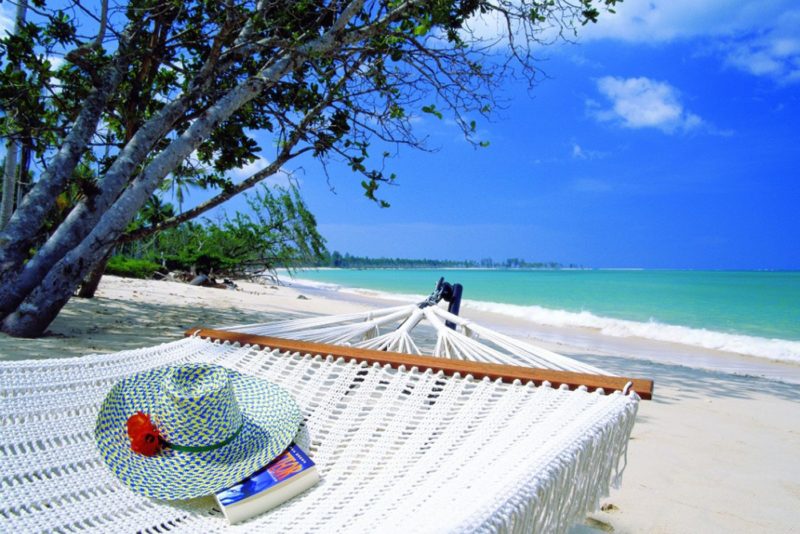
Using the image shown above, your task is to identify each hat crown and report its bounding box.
[156,364,243,448]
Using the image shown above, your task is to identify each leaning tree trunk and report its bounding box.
[15,145,30,209]
[0,0,27,229]
[0,54,300,336]
[0,40,128,286]
[0,0,393,337]
[77,250,112,298]
[0,88,195,318]
[1,141,18,228]
[0,19,237,319]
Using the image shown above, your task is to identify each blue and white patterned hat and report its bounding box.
[95,363,301,500]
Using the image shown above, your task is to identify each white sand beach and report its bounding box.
[1,275,798,533]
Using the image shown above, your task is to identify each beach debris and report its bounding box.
[186,273,238,290]
[584,517,614,532]
[222,278,238,290]
[601,503,619,512]
[297,294,309,300]
[171,271,196,283]
[154,271,181,281]
[189,274,209,286]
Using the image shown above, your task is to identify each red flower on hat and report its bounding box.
[127,411,161,456]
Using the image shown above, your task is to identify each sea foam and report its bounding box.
[288,276,800,364]
[465,300,800,363]
[289,277,427,303]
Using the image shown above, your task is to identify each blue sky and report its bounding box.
[286,0,800,269]
[3,1,799,269]
[285,1,800,269]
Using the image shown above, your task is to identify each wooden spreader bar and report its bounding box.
[186,328,654,400]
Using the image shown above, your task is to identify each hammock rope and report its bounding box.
[227,302,608,375]
[0,335,639,533]
[0,292,649,532]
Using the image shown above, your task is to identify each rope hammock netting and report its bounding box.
[0,279,650,533]
[228,278,607,375]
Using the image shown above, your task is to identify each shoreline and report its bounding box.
[1,276,799,533]
[286,274,800,385]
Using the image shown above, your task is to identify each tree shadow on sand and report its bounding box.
[5,294,796,405]
[1,291,445,362]
[1,295,305,360]
[572,353,800,403]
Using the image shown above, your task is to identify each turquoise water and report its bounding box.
[291,269,800,360]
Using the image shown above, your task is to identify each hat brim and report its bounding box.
[95,366,301,500]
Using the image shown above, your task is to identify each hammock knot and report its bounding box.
[418,277,456,309]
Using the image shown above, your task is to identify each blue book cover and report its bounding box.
[216,443,316,507]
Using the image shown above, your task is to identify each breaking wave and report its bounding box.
[465,300,800,364]
[288,276,427,303]
[287,276,800,364]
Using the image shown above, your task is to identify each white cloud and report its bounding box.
[460,1,795,48]
[0,5,15,36]
[47,55,65,70]
[457,1,800,85]
[230,157,295,188]
[591,76,703,134]
[580,0,796,43]
[581,1,800,84]
[231,157,269,179]
[720,10,800,84]
[571,142,608,160]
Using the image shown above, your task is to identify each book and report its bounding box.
[215,443,320,524]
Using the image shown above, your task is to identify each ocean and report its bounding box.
[290,269,800,363]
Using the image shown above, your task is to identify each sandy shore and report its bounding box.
[1,275,798,533]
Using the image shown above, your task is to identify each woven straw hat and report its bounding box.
[95,363,301,500]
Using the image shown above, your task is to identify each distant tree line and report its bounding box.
[304,252,580,269]
[108,185,326,280]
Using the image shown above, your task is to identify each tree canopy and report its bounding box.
[0,0,620,336]
[125,185,327,277]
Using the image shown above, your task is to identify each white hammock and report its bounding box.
[226,302,608,375]
[0,303,646,533]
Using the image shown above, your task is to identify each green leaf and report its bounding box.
[421,104,443,120]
